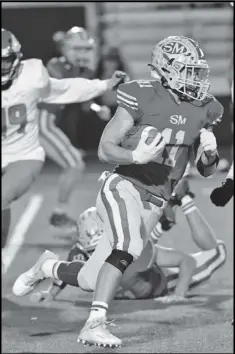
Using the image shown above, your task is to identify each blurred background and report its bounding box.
[2,1,233,162]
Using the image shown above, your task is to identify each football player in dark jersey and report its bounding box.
[38,27,122,231]
[13,36,223,347]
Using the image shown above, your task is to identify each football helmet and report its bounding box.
[149,36,210,101]
[77,207,104,252]
[53,26,95,68]
[2,28,22,86]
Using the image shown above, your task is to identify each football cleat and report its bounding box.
[12,250,58,296]
[77,317,122,348]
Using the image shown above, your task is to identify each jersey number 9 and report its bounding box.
[2,104,27,137]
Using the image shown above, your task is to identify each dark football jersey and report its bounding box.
[115,80,224,200]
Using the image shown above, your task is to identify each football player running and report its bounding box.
[1,28,127,254]
[27,176,226,304]
[12,36,223,347]
[39,27,113,231]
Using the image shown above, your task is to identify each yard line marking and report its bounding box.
[2,194,44,273]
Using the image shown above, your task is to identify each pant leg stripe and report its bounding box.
[166,244,226,290]
[39,109,76,167]
[109,177,131,251]
[100,176,120,248]
[47,118,82,165]
[47,117,78,167]
[101,175,131,250]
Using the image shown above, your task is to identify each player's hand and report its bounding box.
[107,71,130,91]
[210,178,234,206]
[154,294,188,303]
[132,130,166,164]
[29,284,61,303]
[30,290,54,303]
[200,128,217,159]
[98,105,111,121]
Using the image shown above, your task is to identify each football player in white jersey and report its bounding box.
[1,28,127,253]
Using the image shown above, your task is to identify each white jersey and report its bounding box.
[2,59,108,168]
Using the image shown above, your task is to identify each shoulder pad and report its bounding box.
[206,96,224,125]
[201,94,214,106]
[117,81,139,108]
[22,58,43,70]
[22,59,49,89]
[118,79,153,98]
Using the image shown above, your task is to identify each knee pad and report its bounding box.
[56,260,85,287]
[105,249,133,273]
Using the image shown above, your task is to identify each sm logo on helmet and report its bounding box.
[162,42,188,55]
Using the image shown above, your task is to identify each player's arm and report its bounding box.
[41,71,127,105]
[98,106,136,164]
[46,58,64,79]
[195,98,224,177]
[195,127,219,177]
[98,82,165,165]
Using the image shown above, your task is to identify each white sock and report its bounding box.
[151,222,163,243]
[87,301,108,321]
[41,260,61,279]
[181,195,196,215]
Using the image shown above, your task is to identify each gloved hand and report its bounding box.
[132,129,166,164]
[210,178,234,206]
[200,128,217,163]
[107,70,130,91]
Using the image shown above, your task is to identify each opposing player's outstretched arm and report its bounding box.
[40,63,127,104]
[42,77,109,104]
[98,106,135,164]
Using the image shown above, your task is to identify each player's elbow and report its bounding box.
[98,142,109,162]
[196,155,219,177]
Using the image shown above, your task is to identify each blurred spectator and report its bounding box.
[95,46,131,115]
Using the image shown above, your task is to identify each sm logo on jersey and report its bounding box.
[170,115,187,125]
[162,42,188,55]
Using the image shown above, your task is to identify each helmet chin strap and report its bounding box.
[150,69,193,102]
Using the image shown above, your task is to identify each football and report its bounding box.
[121,124,162,150]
